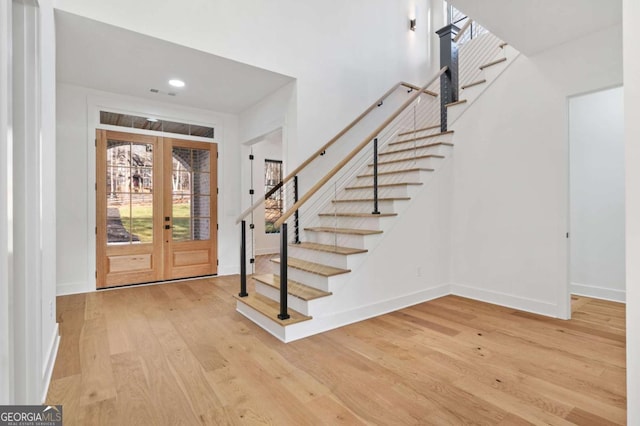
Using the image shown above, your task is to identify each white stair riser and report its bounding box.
[288,246,352,269]
[460,81,485,104]
[343,185,414,198]
[446,101,468,124]
[378,144,451,161]
[396,127,441,139]
[303,230,382,250]
[317,215,391,230]
[355,170,432,185]
[329,199,404,214]
[370,157,443,173]
[391,133,454,147]
[254,281,311,316]
[268,261,330,291]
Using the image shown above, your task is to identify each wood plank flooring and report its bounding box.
[47,279,626,425]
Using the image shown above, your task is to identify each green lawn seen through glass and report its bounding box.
[119,203,191,242]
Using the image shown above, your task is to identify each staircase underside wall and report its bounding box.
[285,162,454,342]
[449,25,622,319]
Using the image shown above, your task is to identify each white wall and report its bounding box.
[623,0,639,423]
[569,87,625,302]
[449,25,622,318]
[56,83,241,295]
[53,0,435,167]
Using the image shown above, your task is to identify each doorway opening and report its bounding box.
[96,130,218,288]
[568,86,625,306]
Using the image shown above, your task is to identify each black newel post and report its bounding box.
[278,223,290,320]
[436,24,460,133]
[239,220,248,297]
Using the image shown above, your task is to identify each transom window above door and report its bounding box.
[100,111,214,139]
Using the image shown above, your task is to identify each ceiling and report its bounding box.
[449,0,622,56]
[55,10,294,114]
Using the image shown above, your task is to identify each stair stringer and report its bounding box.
[276,157,455,342]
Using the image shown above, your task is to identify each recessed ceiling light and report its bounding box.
[169,79,185,88]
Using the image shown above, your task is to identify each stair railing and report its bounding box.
[236,78,439,299]
[266,67,446,319]
[236,12,510,321]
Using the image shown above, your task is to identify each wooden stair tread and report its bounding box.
[304,227,383,236]
[253,273,332,301]
[379,142,454,157]
[479,57,507,70]
[346,182,423,190]
[398,124,440,136]
[368,154,444,167]
[318,212,397,218]
[461,79,486,90]
[234,293,311,326]
[332,197,410,203]
[389,130,454,146]
[293,242,368,255]
[271,257,350,277]
[445,99,467,108]
[358,168,433,178]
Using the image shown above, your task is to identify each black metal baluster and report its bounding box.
[372,138,380,215]
[239,220,248,297]
[278,223,290,320]
[293,176,300,244]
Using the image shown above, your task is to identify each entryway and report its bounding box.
[96,130,218,288]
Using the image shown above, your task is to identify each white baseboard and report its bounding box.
[451,283,559,317]
[571,282,626,303]
[41,324,60,403]
[56,281,91,296]
[283,284,451,342]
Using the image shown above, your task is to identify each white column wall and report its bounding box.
[2,0,59,404]
[623,0,640,423]
[569,87,625,302]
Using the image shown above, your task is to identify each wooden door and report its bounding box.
[164,138,218,279]
[96,130,163,288]
[96,131,218,288]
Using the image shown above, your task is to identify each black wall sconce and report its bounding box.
[410,18,417,31]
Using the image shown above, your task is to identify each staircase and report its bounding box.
[235,27,520,342]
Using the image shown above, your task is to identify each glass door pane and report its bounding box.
[171,147,211,241]
[106,139,154,245]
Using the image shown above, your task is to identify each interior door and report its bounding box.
[164,138,218,279]
[96,130,163,288]
[96,131,218,288]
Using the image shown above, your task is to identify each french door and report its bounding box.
[96,130,217,288]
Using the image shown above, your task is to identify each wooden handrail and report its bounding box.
[452,18,473,43]
[274,66,447,229]
[235,79,436,224]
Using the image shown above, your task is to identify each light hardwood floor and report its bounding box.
[47,277,626,425]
